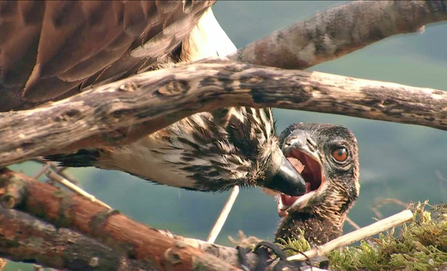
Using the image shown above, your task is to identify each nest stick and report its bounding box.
[207,185,240,243]
[345,216,361,230]
[32,163,52,179]
[45,169,112,210]
[288,209,414,261]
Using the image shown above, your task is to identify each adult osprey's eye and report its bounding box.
[332,147,348,162]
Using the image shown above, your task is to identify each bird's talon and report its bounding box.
[236,246,252,271]
[237,241,308,271]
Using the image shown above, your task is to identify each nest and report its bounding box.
[280,202,447,271]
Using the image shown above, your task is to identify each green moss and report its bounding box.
[277,229,312,254]
[281,202,447,271]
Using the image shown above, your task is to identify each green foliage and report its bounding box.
[277,229,312,256]
[282,202,447,271]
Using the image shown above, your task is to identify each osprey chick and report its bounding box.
[273,123,360,246]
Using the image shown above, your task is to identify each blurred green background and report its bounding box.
[6,1,447,270]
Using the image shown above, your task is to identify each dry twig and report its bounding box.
[207,186,240,243]
[45,169,111,209]
[287,210,414,262]
[371,198,409,219]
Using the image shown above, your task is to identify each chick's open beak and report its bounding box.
[263,154,307,196]
[278,129,325,216]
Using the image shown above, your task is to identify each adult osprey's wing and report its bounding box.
[0,1,214,111]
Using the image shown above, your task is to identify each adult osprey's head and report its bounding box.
[272,123,360,246]
[157,107,308,195]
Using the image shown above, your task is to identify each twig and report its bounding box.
[32,163,52,179]
[371,198,409,219]
[32,159,80,185]
[207,186,240,243]
[288,209,414,261]
[55,167,80,185]
[344,216,377,247]
[0,258,6,271]
[345,216,361,230]
[45,169,112,210]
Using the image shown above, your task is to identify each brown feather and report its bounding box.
[0,0,215,109]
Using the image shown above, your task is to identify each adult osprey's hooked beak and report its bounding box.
[263,150,307,196]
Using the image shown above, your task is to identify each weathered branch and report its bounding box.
[0,1,445,166]
[0,168,241,271]
[1,61,447,166]
[157,230,260,270]
[234,0,447,69]
[0,168,312,271]
[0,167,418,271]
[0,207,157,271]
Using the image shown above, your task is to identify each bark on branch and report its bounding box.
[1,1,446,166]
[234,0,447,69]
[0,207,157,271]
[1,61,447,166]
[0,168,242,271]
[0,168,418,271]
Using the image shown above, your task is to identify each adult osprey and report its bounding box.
[1,1,307,196]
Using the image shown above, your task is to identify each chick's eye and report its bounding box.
[332,147,348,162]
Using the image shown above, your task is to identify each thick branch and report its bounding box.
[160,231,259,269]
[0,169,426,271]
[1,0,446,165]
[0,169,241,271]
[0,207,157,271]
[234,0,447,69]
[1,61,447,166]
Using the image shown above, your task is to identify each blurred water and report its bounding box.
[6,2,447,270]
